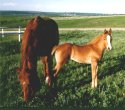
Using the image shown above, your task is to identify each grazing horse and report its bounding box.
[17,16,59,102]
[52,29,112,88]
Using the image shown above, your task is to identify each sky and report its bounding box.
[0,0,125,14]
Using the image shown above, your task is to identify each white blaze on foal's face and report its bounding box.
[106,35,112,50]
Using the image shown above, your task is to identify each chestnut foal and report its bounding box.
[52,29,112,88]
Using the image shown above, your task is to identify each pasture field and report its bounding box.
[1,15,125,28]
[0,30,125,109]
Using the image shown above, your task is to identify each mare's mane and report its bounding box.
[21,17,37,70]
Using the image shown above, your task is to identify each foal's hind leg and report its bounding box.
[54,52,69,77]
[54,62,63,77]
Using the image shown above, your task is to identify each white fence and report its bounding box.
[0,27,25,42]
[1,27,125,42]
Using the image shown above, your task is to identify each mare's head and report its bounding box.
[17,68,40,102]
[102,28,112,50]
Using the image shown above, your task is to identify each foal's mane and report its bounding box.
[88,34,103,45]
[88,30,109,45]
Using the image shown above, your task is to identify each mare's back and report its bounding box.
[22,16,59,56]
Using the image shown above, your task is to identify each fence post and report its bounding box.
[2,28,4,37]
[18,26,21,42]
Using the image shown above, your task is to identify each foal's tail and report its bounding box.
[51,45,58,55]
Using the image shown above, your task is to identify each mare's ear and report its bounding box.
[104,29,108,34]
[109,28,112,34]
[16,68,21,74]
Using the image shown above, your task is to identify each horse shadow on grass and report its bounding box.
[33,75,58,106]
[98,54,125,79]
[59,54,125,90]
[36,54,125,106]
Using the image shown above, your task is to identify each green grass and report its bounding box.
[1,16,125,28]
[0,31,125,109]
[56,16,125,28]
[0,16,32,28]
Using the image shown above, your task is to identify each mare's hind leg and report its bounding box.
[41,56,52,86]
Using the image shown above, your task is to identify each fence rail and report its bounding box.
[1,27,125,42]
[0,27,25,42]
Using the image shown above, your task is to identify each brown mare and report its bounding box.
[17,16,59,102]
[52,29,112,88]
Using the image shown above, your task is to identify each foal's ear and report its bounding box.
[104,29,108,34]
[16,68,21,74]
[109,28,112,34]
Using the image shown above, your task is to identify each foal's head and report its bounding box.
[17,68,40,102]
[102,28,112,50]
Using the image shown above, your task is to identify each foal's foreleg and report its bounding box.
[91,62,98,88]
[95,66,98,87]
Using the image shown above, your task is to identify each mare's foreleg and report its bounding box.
[91,61,98,88]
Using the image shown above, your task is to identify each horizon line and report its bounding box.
[0,10,125,15]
